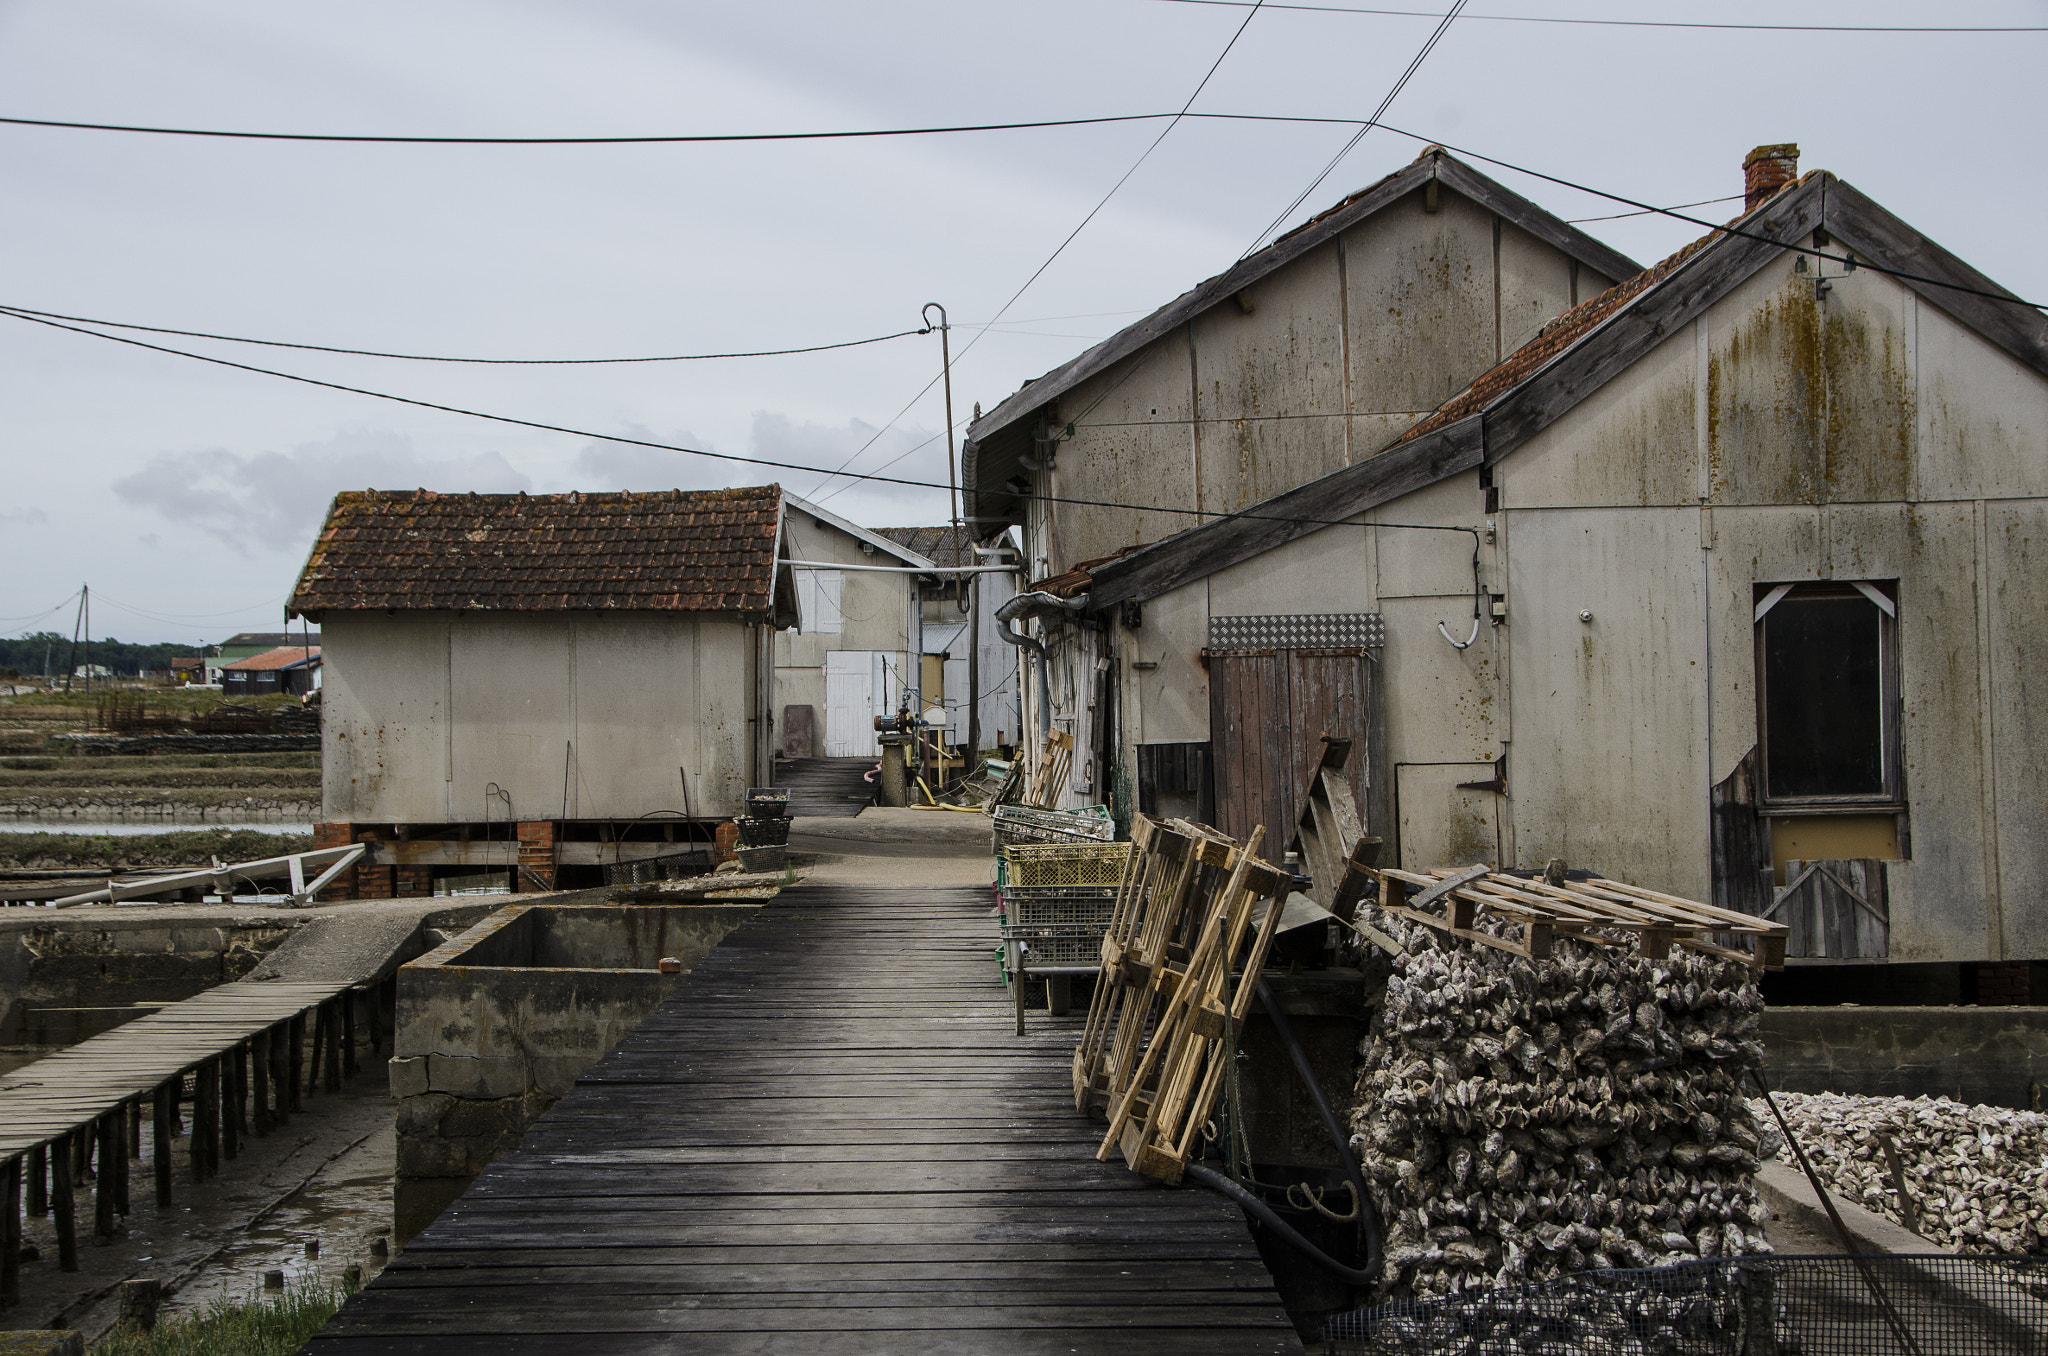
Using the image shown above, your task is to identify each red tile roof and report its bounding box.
[289,486,784,616]
[222,645,320,672]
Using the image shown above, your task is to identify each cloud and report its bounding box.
[0,507,49,527]
[112,429,531,550]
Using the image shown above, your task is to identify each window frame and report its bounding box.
[795,568,844,635]
[1753,579,1902,812]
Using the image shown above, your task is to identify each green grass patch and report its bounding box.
[0,828,316,869]
[94,1277,356,1356]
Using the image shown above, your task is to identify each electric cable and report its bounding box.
[1240,0,1465,258]
[1570,193,1742,224]
[0,305,924,364]
[0,302,1479,541]
[0,111,1180,145]
[1365,125,2048,312]
[0,593,82,625]
[1152,0,2048,32]
[802,1,1267,499]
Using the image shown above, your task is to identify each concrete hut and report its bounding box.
[974,145,2048,990]
[288,484,798,896]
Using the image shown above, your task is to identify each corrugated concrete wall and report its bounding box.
[321,610,757,824]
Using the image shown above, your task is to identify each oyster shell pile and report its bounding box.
[1752,1091,2048,1254]
[1351,915,1775,1300]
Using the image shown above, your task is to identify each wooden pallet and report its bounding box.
[1070,816,1292,1184]
[1374,865,1790,969]
[1017,729,1074,809]
[1286,735,1381,924]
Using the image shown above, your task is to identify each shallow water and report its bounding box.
[0,820,314,836]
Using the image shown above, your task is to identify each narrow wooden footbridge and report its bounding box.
[0,973,375,1303]
[311,884,1299,1354]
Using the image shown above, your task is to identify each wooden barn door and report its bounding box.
[1206,614,1385,848]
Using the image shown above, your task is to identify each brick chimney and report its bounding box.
[1743,144,1799,213]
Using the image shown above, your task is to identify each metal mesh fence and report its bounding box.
[1323,1254,2048,1356]
[602,847,715,885]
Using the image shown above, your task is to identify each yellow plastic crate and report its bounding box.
[1003,841,1134,889]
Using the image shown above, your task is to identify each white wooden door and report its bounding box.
[824,651,877,758]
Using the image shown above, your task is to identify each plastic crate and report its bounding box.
[735,815,790,847]
[992,803,1116,848]
[1000,923,1108,969]
[744,787,789,818]
[1001,884,1118,930]
[1004,841,1133,889]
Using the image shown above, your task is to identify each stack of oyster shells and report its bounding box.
[1350,913,1776,1300]
[1752,1090,2048,1254]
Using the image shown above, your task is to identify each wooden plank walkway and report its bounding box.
[311,884,1300,1354]
[0,973,374,1301]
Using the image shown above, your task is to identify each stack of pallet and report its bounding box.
[1071,815,1293,1183]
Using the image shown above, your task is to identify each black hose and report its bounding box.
[1256,978,1384,1279]
[1183,1162,1379,1287]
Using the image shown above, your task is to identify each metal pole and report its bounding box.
[923,303,960,576]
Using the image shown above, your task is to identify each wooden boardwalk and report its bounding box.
[311,884,1299,1354]
[0,973,374,1301]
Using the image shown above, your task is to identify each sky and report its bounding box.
[1,0,2042,644]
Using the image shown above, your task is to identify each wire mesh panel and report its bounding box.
[602,848,715,885]
[1000,923,1106,969]
[1323,1255,2048,1356]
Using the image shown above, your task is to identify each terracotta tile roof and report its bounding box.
[872,526,974,568]
[289,485,783,616]
[222,645,320,672]
[1392,177,1817,450]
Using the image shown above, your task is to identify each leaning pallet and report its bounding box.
[1373,865,1789,968]
[1070,814,1293,1184]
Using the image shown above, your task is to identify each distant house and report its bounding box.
[168,657,208,685]
[210,631,318,684]
[871,526,1022,755]
[220,645,322,697]
[772,494,934,759]
[288,485,797,897]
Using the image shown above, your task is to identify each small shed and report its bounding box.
[287,485,797,896]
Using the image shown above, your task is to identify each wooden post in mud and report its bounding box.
[52,1133,77,1272]
[152,1082,174,1207]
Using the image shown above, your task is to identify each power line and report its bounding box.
[1570,193,1742,224]
[803,2,1268,501]
[0,110,1181,145]
[1240,0,1466,258]
[0,303,1478,544]
[1152,0,2048,33]
[1366,124,2048,313]
[0,304,924,364]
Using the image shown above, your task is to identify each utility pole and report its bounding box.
[923,302,965,780]
[82,585,90,695]
[64,586,84,693]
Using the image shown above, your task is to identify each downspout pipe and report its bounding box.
[995,590,1086,738]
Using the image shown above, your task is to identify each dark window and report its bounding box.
[1757,584,1896,802]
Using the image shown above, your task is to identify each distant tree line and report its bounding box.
[0,630,206,678]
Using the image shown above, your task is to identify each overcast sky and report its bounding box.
[2,1,2042,644]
